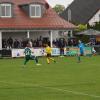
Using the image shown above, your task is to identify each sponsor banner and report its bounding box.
[51,48,60,56]
[65,47,80,56]
[32,48,45,56]
[12,48,60,57]
[12,48,45,57]
[11,47,92,57]
[84,47,92,55]
[12,49,24,57]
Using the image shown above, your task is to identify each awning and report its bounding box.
[76,29,100,36]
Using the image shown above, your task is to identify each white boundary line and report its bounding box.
[0,81,100,98]
[44,86,100,98]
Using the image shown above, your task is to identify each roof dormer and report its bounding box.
[19,1,49,18]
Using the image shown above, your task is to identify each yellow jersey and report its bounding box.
[45,46,52,54]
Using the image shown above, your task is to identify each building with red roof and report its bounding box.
[0,0,76,49]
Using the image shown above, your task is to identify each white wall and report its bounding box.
[30,30,63,40]
[89,10,100,26]
[2,32,27,40]
[30,31,49,40]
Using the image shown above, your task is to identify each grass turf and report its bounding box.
[0,56,100,100]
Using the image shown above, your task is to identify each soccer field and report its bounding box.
[0,56,100,100]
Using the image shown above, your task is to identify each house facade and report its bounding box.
[89,10,100,26]
[60,0,100,25]
[0,0,76,50]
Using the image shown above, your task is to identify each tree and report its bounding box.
[53,4,65,14]
[87,22,100,31]
[76,24,87,32]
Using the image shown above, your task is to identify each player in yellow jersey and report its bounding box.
[45,44,56,64]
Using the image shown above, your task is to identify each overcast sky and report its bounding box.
[47,0,74,8]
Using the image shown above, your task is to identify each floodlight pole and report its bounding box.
[70,30,73,37]
[27,31,30,38]
[0,31,2,50]
[50,30,53,47]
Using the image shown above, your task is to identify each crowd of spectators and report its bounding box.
[2,37,50,49]
[2,37,79,49]
[2,37,77,49]
[85,38,100,46]
[89,38,100,46]
[53,38,78,47]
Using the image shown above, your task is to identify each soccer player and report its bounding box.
[24,44,41,66]
[77,53,81,63]
[78,40,85,56]
[77,40,85,63]
[45,44,56,64]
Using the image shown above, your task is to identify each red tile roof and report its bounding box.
[0,0,76,30]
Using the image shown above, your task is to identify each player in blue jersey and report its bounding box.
[78,40,85,56]
[77,40,85,63]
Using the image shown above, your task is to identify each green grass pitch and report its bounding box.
[0,56,100,100]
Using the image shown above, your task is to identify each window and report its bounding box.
[0,4,12,17]
[30,4,41,18]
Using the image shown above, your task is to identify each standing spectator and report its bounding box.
[2,39,7,48]
[28,40,33,48]
[36,38,39,47]
[14,39,20,48]
[7,37,13,48]
[56,39,59,47]
[38,36,43,47]
[33,40,37,47]
[59,38,65,57]
[70,39,74,46]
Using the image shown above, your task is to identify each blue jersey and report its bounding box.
[78,43,85,55]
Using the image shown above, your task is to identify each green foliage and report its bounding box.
[76,35,89,43]
[87,22,100,31]
[76,24,87,31]
[53,4,65,14]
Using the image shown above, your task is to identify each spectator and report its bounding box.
[59,38,66,57]
[7,37,13,48]
[2,39,7,48]
[14,39,20,48]
[28,40,33,48]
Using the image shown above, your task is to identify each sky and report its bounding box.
[47,0,74,8]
